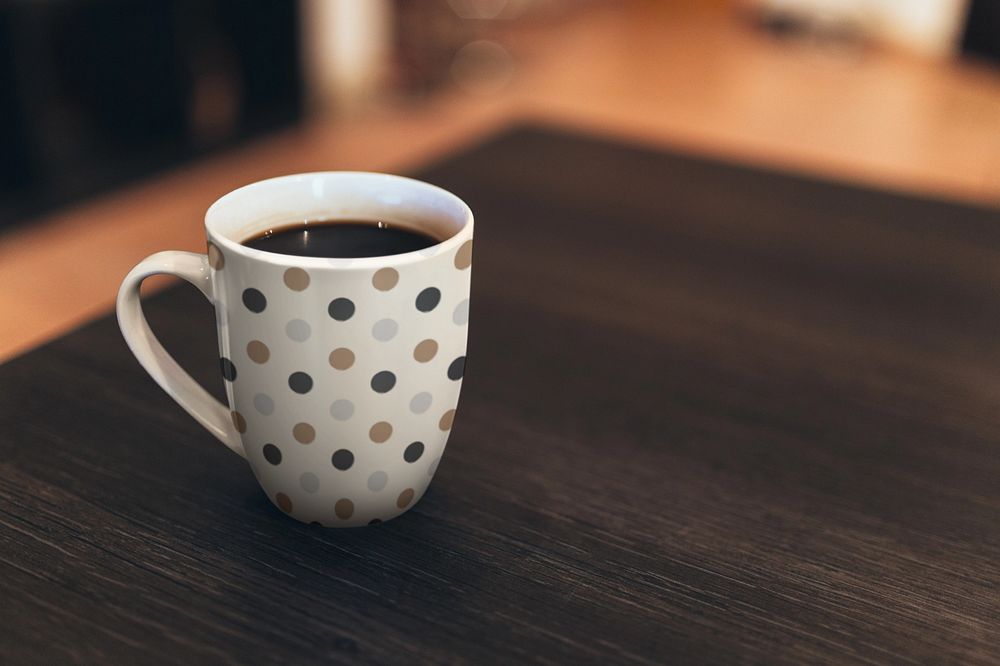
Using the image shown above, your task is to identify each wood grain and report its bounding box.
[1,125,999,664]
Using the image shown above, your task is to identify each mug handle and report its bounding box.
[116,250,246,458]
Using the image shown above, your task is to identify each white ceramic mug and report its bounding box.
[117,173,473,526]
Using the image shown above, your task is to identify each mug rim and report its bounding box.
[205,171,474,270]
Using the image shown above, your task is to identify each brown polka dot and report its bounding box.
[231,411,247,433]
[438,409,456,431]
[396,488,415,509]
[207,242,225,270]
[335,498,354,520]
[454,239,473,269]
[246,340,270,364]
[413,339,439,363]
[372,267,399,291]
[293,422,316,444]
[275,492,293,513]
[369,421,393,443]
[329,347,355,370]
[283,267,310,291]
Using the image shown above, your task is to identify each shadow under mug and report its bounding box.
[117,172,474,526]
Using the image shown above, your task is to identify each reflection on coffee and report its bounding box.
[243,220,439,258]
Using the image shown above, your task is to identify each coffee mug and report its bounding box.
[117,172,473,526]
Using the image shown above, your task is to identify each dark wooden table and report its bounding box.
[2,125,999,664]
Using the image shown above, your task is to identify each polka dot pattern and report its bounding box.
[328,298,355,321]
[413,339,438,362]
[283,267,310,291]
[213,224,471,526]
[415,287,441,312]
[369,421,393,443]
[300,473,319,493]
[220,357,237,381]
[447,356,466,381]
[453,299,469,326]
[288,372,313,394]
[293,422,315,444]
[372,267,399,291]
[329,399,354,421]
[371,371,396,393]
[247,340,270,364]
[263,443,282,465]
[285,319,311,342]
[454,240,473,269]
[329,348,355,370]
[335,499,354,520]
[253,393,274,415]
[367,471,388,492]
[207,242,225,270]
[410,392,433,414]
[242,288,267,313]
[396,488,415,509]
[331,449,354,470]
[372,318,398,341]
[404,441,424,463]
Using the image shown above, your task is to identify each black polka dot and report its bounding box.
[219,357,237,381]
[242,288,267,313]
[371,371,396,393]
[404,441,425,463]
[289,372,313,394]
[447,356,466,380]
[263,444,282,465]
[415,287,441,312]
[328,298,355,321]
[331,449,354,470]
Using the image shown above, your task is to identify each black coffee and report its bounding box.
[243,220,439,258]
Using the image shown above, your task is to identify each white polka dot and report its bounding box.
[372,318,399,342]
[329,399,355,421]
[285,318,311,342]
[300,472,319,493]
[367,471,388,492]
[409,392,433,414]
[452,299,469,325]
[253,393,274,415]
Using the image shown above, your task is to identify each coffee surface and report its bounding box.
[242,220,439,258]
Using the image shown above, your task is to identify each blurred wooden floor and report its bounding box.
[3,0,1000,361]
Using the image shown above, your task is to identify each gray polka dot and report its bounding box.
[300,472,319,493]
[289,372,313,394]
[219,357,237,382]
[428,457,441,477]
[242,288,266,313]
[285,318,311,342]
[329,399,354,421]
[447,356,466,381]
[263,443,282,465]
[328,297,355,321]
[410,392,432,414]
[372,318,398,341]
[416,287,441,312]
[253,393,274,415]
[404,441,425,463]
[331,449,354,470]
[371,371,396,393]
[367,471,388,492]
[453,299,470,325]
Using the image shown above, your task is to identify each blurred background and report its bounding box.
[2,0,1000,359]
